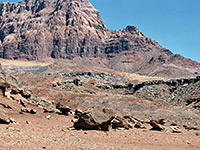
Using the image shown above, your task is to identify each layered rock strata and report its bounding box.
[0,0,199,76]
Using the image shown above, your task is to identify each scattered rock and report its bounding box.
[186,140,193,147]
[0,111,10,124]
[140,119,150,124]
[183,125,200,131]
[195,132,200,136]
[20,90,31,99]
[73,79,80,86]
[43,107,60,113]
[21,108,36,114]
[66,127,74,130]
[117,127,125,130]
[72,118,79,123]
[126,122,133,128]
[4,90,12,99]
[75,109,83,117]
[9,118,16,124]
[170,126,182,133]
[150,120,164,131]
[134,122,145,129]
[123,116,137,123]
[56,103,71,115]
[170,123,178,126]
[0,82,10,90]
[30,109,37,114]
[0,118,10,124]
[73,107,116,131]
[10,88,21,94]
[19,100,26,107]
[157,119,166,125]
[71,132,75,136]
[111,116,131,130]
[0,103,12,109]
[46,115,51,120]
[26,121,31,124]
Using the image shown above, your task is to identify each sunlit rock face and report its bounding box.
[0,0,200,76]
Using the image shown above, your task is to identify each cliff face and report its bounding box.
[0,0,200,76]
[0,0,108,60]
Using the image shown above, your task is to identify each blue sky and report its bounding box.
[2,0,200,62]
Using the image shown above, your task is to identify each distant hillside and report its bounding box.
[0,0,200,76]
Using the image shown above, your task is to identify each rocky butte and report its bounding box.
[0,0,200,76]
[0,1,200,149]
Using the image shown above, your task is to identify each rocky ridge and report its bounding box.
[131,77,200,110]
[0,0,200,76]
[23,61,200,112]
[3,61,197,128]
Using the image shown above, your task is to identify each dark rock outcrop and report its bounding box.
[131,76,200,110]
[0,0,199,76]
